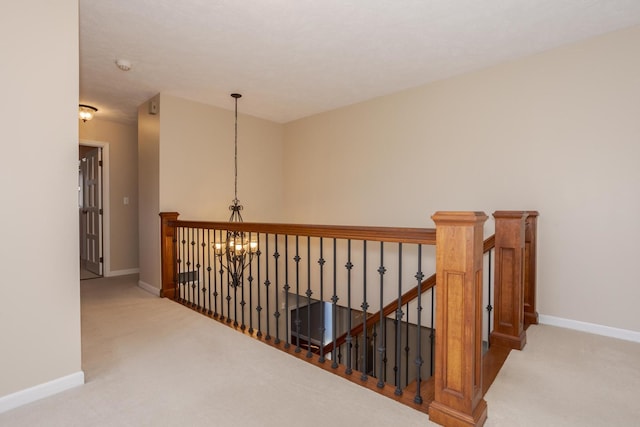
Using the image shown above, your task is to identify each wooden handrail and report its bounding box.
[169,219,437,245]
[323,234,496,354]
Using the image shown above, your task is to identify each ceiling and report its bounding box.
[79,0,640,124]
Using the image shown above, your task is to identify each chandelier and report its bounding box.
[213,93,257,287]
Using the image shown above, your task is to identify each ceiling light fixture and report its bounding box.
[214,93,257,289]
[115,59,131,71]
[78,104,98,122]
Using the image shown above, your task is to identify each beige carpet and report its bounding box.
[1,274,639,426]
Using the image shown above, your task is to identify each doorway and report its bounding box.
[79,145,103,279]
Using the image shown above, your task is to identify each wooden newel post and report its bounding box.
[429,212,488,427]
[160,212,179,299]
[490,211,527,350]
[524,211,539,327]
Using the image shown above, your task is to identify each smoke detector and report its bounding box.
[115,59,132,71]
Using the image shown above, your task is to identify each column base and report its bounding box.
[524,311,539,328]
[490,330,526,350]
[429,399,487,427]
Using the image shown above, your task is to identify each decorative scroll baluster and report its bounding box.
[248,233,257,334]
[185,229,191,304]
[361,240,368,381]
[294,236,301,353]
[178,227,185,302]
[355,336,359,372]
[371,325,377,378]
[274,234,281,344]
[331,238,339,369]
[255,233,262,338]
[218,229,226,321]
[318,238,326,363]
[264,233,271,340]
[394,243,403,396]
[196,228,201,310]
[405,301,410,388]
[232,248,238,326]
[206,230,212,315]
[345,239,353,375]
[200,229,207,311]
[214,229,222,318]
[486,249,493,349]
[190,229,196,308]
[430,285,435,377]
[305,236,313,358]
[414,244,424,404]
[377,242,386,388]
[174,227,180,300]
[284,235,290,348]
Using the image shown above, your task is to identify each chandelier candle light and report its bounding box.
[214,93,258,288]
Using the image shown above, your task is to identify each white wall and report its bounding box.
[0,0,83,399]
[283,26,640,333]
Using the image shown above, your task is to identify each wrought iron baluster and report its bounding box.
[232,246,238,326]
[173,227,179,300]
[214,229,222,318]
[331,238,339,369]
[185,228,192,305]
[264,233,271,340]
[345,239,353,375]
[394,243,403,396]
[284,235,290,348]
[241,232,251,330]
[318,237,326,363]
[196,228,201,310]
[414,244,424,404]
[178,227,185,302]
[274,234,281,344]
[355,336,359,372]
[294,236,301,353]
[377,241,386,388]
[242,233,254,334]
[206,229,212,315]
[306,236,313,358]
[256,232,262,337]
[405,301,410,388]
[430,284,435,377]
[361,240,368,381]
[487,249,493,349]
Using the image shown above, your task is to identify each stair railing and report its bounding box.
[159,210,538,427]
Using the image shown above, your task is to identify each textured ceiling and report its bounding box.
[79,0,640,124]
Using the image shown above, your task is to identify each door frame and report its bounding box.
[79,139,111,276]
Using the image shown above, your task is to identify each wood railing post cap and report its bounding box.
[493,210,529,220]
[432,211,488,224]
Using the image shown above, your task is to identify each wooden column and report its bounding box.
[159,212,179,299]
[524,211,539,328]
[490,211,527,350]
[429,212,488,427]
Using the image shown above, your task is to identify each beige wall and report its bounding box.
[0,0,82,397]
[284,26,640,333]
[137,94,285,290]
[79,119,139,273]
[138,96,161,290]
[159,94,285,221]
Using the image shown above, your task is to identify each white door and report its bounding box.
[81,147,103,275]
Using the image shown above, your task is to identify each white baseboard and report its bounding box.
[138,280,160,296]
[105,268,139,277]
[0,371,84,414]
[539,314,640,343]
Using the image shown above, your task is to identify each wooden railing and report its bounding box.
[159,210,538,427]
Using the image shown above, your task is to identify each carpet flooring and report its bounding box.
[1,274,638,426]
